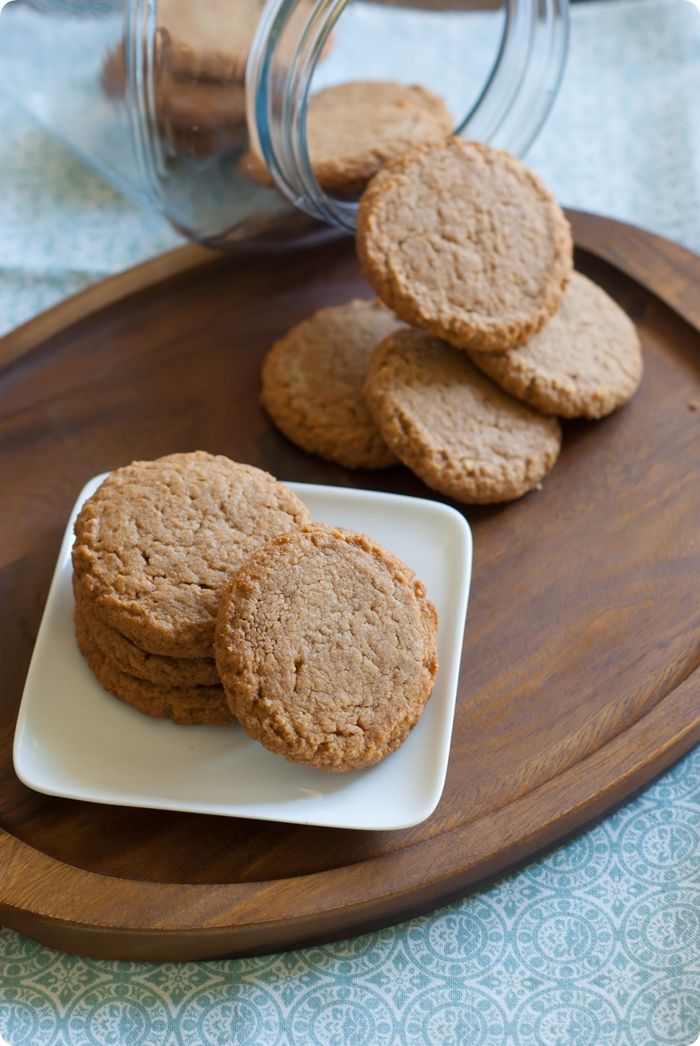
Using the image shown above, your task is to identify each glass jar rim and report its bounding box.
[246,0,570,231]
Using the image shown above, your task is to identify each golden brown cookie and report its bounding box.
[156,0,262,84]
[364,328,562,503]
[100,43,127,99]
[75,609,233,726]
[72,452,310,659]
[242,81,453,194]
[357,138,573,353]
[100,42,247,156]
[100,6,258,92]
[74,583,219,688]
[156,77,247,155]
[260,299,402,470]
[102,5,333,94]
[215,524,439,772]
[467,272,644,418]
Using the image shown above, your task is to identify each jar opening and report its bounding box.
[247,0,569,231]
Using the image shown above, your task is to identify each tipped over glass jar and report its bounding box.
[0,0,568,250]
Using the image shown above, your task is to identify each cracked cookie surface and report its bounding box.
[466,272,643,418]
[72,452,310,658]
[75,609,233,725]
[260,299,402,470]
[215,524,439,772]
[357,138,572,352]
[364,328,562,503]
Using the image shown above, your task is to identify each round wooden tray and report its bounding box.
[0,212,698,962]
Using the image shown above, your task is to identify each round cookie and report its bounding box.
[364,328,562,503]
[242,81,453,194]
[215,524,439,772]
[74,583,219,688]
[466,272,643,418]
[260,299,402,470]
[101,43,247,156]
[357,138,573,352]
[156,77,247,155]
[75,610,233,726]
[157,0,262,84]
[72,452,310,659]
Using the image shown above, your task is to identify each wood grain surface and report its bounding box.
[0,211,698,961]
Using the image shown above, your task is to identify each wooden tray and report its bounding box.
[0,212,698,962]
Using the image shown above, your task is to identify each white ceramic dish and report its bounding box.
[13,475,472,830]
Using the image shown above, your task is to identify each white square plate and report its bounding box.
[13,476,472,830]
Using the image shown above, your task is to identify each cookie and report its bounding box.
[100,12,255,94]
[156,0,262,84]
[74,583,219,688]
[215,524,439,772]
[156,77,247,155]
[357,138,573,353]
[260,299,402,470]
[100,42,247,156]
[241,81,453,194]
[466,272,643,418]
[72,452,310,659]
[100,43,127,99]
[75,609,233,726]
[364,328,562,503]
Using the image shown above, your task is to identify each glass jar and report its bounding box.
[0,0,568,250]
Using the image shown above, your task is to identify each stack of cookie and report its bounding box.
[72,451,310,725]
[73,451,439,772]
[101,0,261,155]
[261,139,643,503]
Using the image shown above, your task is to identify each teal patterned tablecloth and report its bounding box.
[1,1,699,1044]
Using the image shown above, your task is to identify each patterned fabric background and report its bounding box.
[0,0,698,1043]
